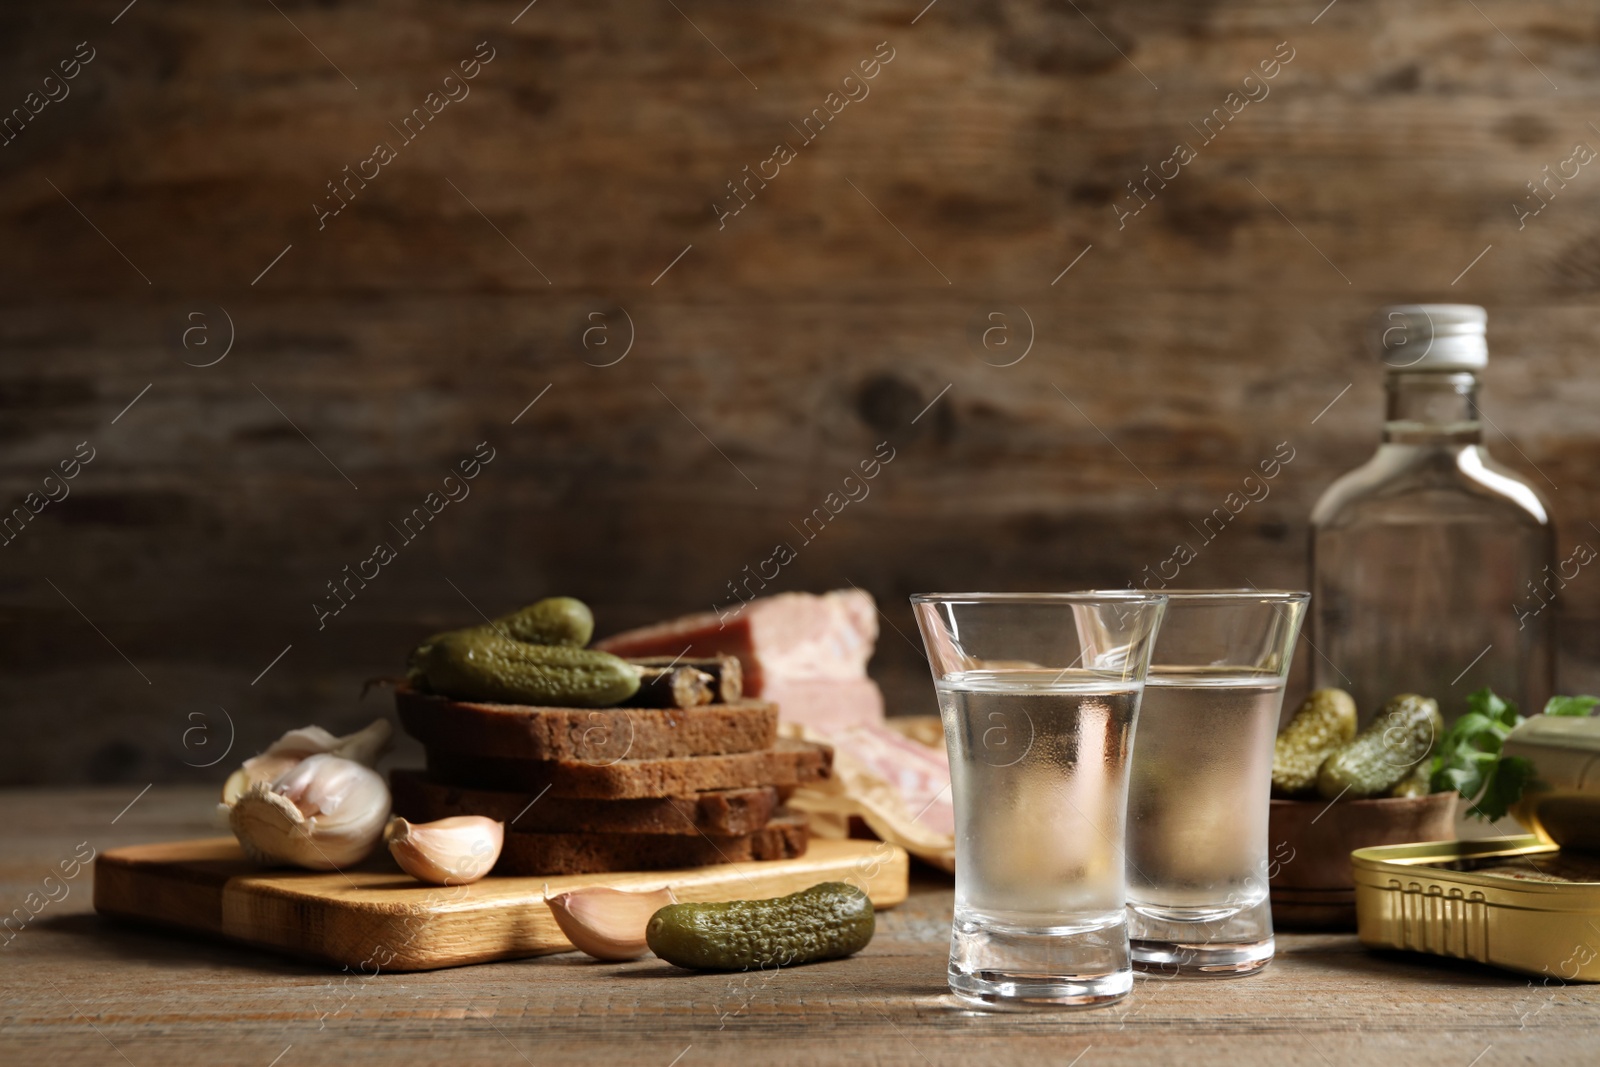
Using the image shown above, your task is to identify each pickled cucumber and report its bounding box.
[1272,689,1358,797]
[1316,694,1442,800]
[491,597,594,647]
[1387,762,1432,798]
[646,882,874,971]
[412,629,640,707]
[408,597,594,668]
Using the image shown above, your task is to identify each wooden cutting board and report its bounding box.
[93,836,910,972]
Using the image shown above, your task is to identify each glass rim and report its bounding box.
[1148,588,1309,602]
[909,590,1168,606]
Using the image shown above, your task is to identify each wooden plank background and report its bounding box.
[3,1,1599,784]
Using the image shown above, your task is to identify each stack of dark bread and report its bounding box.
[391,652,834,875]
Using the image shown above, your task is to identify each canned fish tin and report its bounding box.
[1353,717,1600,982]
[1353,836,1600,982]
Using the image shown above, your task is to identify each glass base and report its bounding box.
[1127,897,1274,978]
[948,909,1131,1010]
[1131,936,1274,977]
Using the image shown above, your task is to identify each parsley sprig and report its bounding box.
[1428,688,1599,819]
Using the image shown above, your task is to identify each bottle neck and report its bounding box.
[1383,371,1483,446]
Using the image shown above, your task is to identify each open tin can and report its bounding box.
[1352,716,1600,982]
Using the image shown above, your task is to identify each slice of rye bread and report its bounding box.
[390,768,781,836]
[425,737,834,799]
[394,686,778,761]
[495,810,810,876]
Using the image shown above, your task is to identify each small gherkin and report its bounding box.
[491,596,594,647]
[411,628,640,707]
[1272,689,1358,797]
[646,882,875,971]
[1316,693,1442,800]
[406,597,626,705]
[1387,761,1433,798]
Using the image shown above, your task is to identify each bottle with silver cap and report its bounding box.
[1309,304,1554,725]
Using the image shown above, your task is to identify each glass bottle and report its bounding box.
[1310,305,1554,724]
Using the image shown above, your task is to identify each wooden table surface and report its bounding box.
[3,787,1597,1066]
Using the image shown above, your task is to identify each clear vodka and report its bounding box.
[1311,306,1554,724]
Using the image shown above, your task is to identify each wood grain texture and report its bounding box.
[4,2,1600,783]
[93,834,910,971]
[8,787,1600,1066]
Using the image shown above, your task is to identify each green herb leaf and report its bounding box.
[1435,747,1497,800]
[1472,755,1536,821]
[1467,686,1519,727]
[1543,695,1600,718]
[1446,711,1501,747]
[1429,687,1527,817]
[1430,688,1595,819]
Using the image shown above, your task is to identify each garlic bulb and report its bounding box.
[384,816,503,885]
[229,754,390,869]
[221,719,392,808]
[546,885,678,960]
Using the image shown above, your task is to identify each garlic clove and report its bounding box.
[229,753,390,869]
[384,816,503,885]
[221,758,297,810]
[221,719,392,807]
[326,719,394,766]
[546,885,679,961]
[229,787,313,866]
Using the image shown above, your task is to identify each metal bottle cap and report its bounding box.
[1369,304,1488,371]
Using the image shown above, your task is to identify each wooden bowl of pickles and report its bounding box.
[1266,690,1457,929]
